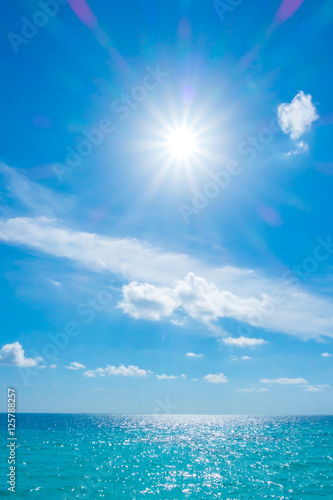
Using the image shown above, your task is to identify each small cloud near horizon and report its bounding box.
[66,361,86,370]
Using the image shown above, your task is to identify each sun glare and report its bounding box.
[166,129,197,159]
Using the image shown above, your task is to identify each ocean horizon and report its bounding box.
[1,413,332,498]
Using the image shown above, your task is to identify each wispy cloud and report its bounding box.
[47,278,62,287]
[260,377,308,385]
[321,352,332,357]
[65,361,86,370]
[286,140,309,156]
[0,342,41,367]
[0,164,74,216]
[185,352,203,358]
[238,387,268,393]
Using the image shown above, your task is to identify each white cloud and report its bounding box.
[286,140,309,156]
[185,352,203,358]
[260,377,308,385]
[84,364,148,378]
[118,273,273,325]
[1,216,333,340]
[203,373,228,384]
[0,216,199,286]
[278,91,319,140]
[238,387,268,392]
[155,373,186,380]
[156,374,178,380]
[0,163,74,216]
[231,355,252,361]
[0,342,41,367]
[221,336,266,347]
[321,352,332,357]
[66,361,86,370]
[118,282,176,321]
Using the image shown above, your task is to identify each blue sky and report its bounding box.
[0,0,333,414]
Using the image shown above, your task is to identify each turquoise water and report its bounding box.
[1,414,332,499]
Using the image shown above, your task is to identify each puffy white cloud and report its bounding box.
[221,336,266,347]
[118,282,176,321]
[260,377,308,385]
[118,272,273,326]
[0,342,41,367]
[185,352,203,358]
[242,356,251,360]
[278,91,319,140]
[66,361,86,370]
[84,364,148,378]
[203,373,228,384]
[105,365,147,376]
[321,352,332,357]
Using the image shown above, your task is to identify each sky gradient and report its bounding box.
[0,0,333,414]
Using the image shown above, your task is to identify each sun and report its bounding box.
[166,128,197,159]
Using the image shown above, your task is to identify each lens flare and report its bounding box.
[166,129,197,159]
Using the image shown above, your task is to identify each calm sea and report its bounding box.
[1,414,332,498]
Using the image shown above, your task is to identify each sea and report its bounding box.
[1,414,332,499]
